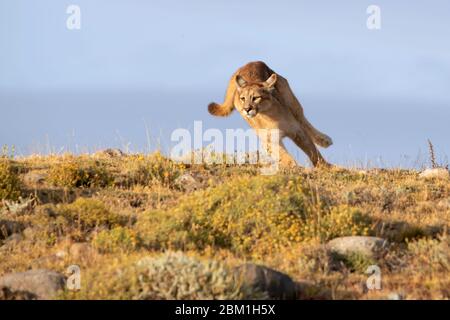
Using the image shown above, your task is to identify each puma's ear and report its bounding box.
[235,75,247,90]
[265,73,277,89]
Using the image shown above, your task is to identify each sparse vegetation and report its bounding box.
[120,152,185,188]
[137,177,371,257]
[427,139,449,170]
[47,155,113,188]
[1,152,450,300]
[93,226,140,253]
[57,198,126,233]
[25,198,128,244]
[0,159,22,201]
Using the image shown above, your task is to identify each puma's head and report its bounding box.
[235,73,277,118]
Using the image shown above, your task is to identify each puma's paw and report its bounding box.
[316,134,333,148]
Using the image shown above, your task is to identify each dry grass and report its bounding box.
[0,152,449,299]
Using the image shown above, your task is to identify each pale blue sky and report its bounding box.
[1,0,450,167]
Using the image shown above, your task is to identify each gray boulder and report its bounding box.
[0,269,66,300]
[235,264,296,300]
[327,236,388,258]
[0,286,36,300]
[0,220,24,240]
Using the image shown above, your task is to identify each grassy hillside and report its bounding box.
[1,151,449,299]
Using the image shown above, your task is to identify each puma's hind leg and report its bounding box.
[289,129,330,167]
[275,76,333,148]
[301,117,333,148]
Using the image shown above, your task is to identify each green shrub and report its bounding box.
[0,160,21,200]
[93,226,139,253]
[407,236,449,272]
[331,251,375,273]
[59,198,125,232]
[121,152,184,188]
[48,156,112,188]
[305,205,371,242]
[29,198,127,243]
[137,176,372,256]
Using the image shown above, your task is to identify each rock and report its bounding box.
[0,286,36,300]
[419,168,450,180]
[0,220,24,240]
[235,264,296,300]
[23,171,46,186]
[22,227,34,239]
[69,242,96,263]
[0,269,66,300]
[295,280,331,300]
[387,292,405,300]
[55,250,67,259]
[5,233,23,246]
[93,148,125,158]
[437,198,450,209]
[174,173,201,192]
[327,236,388,259]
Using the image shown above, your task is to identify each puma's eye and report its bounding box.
[240,97,245,102]
[253,96,262,103]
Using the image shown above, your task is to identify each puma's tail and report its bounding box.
[208,74,237,117]
[208,102,234,117]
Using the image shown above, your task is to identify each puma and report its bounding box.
[208,61,333,167]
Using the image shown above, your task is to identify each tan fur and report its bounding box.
[208,61,333,167]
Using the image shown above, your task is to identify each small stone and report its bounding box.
[235,264,296,300]
[419,168,450,180]
[174,173,201,192]
[0,220,24,240]
[0,286,36,300]
[0,269,66,300]
[55,250,67,259]
[387,292,405,300]
[437,198,450,209]
[327,236,388,259]
[23,171,46,186]
[69,242,95,263]
[93,148,125,158]
[22,227,35,239]
[5,233,23,246]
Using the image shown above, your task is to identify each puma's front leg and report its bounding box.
[278,141,297,168]
[256,129,297,168]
